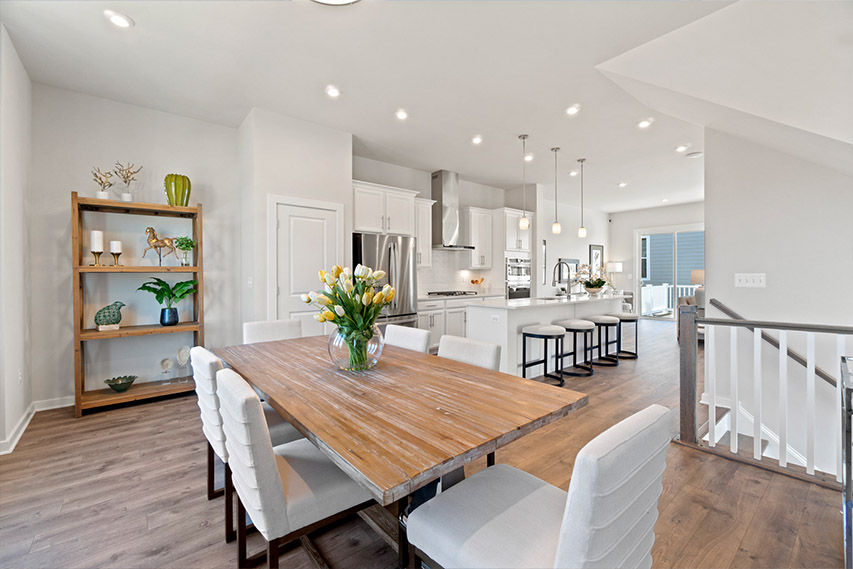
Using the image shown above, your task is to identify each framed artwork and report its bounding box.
[589,244,604,274]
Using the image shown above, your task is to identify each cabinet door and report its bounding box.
[445,308,466,338]
[419,310,444,350]
[476,211,493,268]
[468,210,483,268]
[415,201,432,267]
[353,186,386,233]
[505,211,522,251]
[385,191,415,236]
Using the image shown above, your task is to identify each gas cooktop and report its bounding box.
[427,290,478,297]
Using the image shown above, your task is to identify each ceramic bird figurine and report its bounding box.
[95,301,125,330]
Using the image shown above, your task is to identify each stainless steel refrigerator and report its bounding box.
[352,233,418,327]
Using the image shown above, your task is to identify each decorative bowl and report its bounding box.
[104,375,137,392]
[585,286,603,295]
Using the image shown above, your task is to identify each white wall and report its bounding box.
[705,128,853,474]
[535,184,609,297]
[29,84,240,401]
[353,156,430,196]
[0,24,32,447]
[238,108,353,322]
[607,201,704,291]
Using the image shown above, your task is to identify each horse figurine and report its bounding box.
[142,227,177,266]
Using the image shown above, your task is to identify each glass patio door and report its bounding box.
[638,228,704,320]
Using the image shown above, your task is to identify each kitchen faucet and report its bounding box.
[551,260,572,294]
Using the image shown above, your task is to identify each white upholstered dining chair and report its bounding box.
[385,324,430,353]
[190,347,303,542]
[216,368,374,569]
[437,335,501,371]
[243,319,302,344]
[407,404,673,569]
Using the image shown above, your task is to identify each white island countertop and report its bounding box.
[476,294,626,310]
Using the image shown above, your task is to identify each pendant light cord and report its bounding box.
[552,148,559,222]
[520,135,527,218]
[579,158,585,227]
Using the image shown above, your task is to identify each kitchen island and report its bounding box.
[466,294,625,374]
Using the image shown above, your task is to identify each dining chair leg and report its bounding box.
[486,452,495,467]
[225,463,236,543]
[207,443,223,500]
[268,538,280,569]
[237,494,249,569]
[397,496,410,569]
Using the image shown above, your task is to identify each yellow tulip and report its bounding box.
[372,291,385,305]
[318,270,327,283]
[314,313,326,323]
[316,294,332,305]
[324,273,336,286]
[373,270,386,280]
[385,287,396,302]
[331,265,343,278]
[362,290,373,305]
[322,308,335,321]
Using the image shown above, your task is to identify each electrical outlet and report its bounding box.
[491,315,500,323]
[17,370,23,385]
[247,276,254,288]
[734,273,766,288]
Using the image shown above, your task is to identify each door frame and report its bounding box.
[266,194,345,320]
[632,222,704,319]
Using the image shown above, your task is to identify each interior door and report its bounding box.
[275,202,339,336]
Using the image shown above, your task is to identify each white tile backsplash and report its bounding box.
[417,249,500,295]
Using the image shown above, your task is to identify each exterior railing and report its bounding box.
[679,303,853,483]
[641,283,699,315]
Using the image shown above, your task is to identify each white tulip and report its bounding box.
[300,293,311,303]
[334,305,345,317]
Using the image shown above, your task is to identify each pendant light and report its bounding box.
[551,147,561,234]
[518,135,530,230]
[577,158,587,238]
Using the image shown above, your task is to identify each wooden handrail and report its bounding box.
[707,298,839,388]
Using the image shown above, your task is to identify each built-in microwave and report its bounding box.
[505,255,531,299]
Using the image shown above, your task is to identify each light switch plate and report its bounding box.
[734,273,766,288]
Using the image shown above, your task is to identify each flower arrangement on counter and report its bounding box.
[575,263,609,293]
[302,264,396,371]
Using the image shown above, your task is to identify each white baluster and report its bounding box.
[730,327,739,454]
[838,335,845,483]
[779,330,788,467]
[806,332,815,475]
[754,328,762,460]
[707,325,716,447]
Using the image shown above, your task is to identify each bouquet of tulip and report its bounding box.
[302,264,396,371]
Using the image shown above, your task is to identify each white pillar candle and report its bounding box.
[109,240,122,253]
[90,230,104,252]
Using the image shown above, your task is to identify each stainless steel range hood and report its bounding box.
[431,170,475,250]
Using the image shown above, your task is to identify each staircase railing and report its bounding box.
[842,356,852,569]
[679,303,853,487]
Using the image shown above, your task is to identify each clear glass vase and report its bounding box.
[328,324,384,372]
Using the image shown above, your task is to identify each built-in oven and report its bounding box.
[506,255,531,299]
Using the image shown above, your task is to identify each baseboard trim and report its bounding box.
[0,396,74,455]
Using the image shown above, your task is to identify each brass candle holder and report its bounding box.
[90,251,103,267]
[111,252,122,266]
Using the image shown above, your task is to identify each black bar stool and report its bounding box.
[611,313,639,359]
[521,324,565,386]
[587,315,620,367]
[554,319,595,377]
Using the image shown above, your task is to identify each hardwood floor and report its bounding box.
[0,319,842,568]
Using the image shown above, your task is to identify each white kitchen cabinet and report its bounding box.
[352,180,417,236]
[497,207,533,252]
[417,310,444,350]
[444,307,466,338]
[465,207,493,269]
[415,198,435,267]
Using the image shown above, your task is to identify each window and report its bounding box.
[640,236,649,280]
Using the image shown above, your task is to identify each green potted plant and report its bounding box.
[174,236,196,267]
[137,277,197,326]
[583,277,608,296]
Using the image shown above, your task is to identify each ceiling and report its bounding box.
[0,1,734,212]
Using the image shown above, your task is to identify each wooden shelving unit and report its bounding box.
[71,192,204,416]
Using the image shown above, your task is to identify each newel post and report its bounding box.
[679,304,698,444]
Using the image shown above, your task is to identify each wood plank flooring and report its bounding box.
[0,319,842,568]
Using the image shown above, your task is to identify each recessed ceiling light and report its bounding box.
[685,151,704,159]
[569,170,578,177]
[471,135,483,145]
[637,117,655,129]
[103,9,134,28]
[324,84,341,98]
[565,104,581,117]
[662,198,670,203]
[524,153,534,162]
[395,109,408,121]
[675,143,691,153]
[617,182,628,188]
[310,0,362,5]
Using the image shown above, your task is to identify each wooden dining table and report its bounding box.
[214,335,587,567]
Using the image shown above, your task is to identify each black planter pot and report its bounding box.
[160,307,179,326]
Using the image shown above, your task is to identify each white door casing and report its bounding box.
[267,194,344,336]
